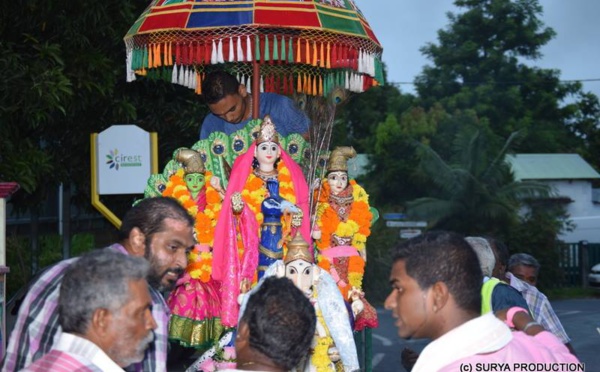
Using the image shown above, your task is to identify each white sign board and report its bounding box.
[386,221,427,228]
[400,229,422,239]
[96,125,152,195]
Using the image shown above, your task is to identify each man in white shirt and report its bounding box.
[22,250,157,371]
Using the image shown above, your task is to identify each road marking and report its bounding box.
[372,353,385,367]
[372,333,393,346]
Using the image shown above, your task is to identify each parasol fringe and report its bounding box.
[172,64,178,84]
[273,36,279,61]
[247,75,252,94]
[217,39,224,63]
[260,75,264,92]
[237,36,244,62]
[295,38,301,63]
[288,37,293,63]
[126,46,135,82]
[319,42,324,68]
[228,37,234,62]
[246,36,252,62]
[304,39,310,65]
[148,44,154,70]
[326,42,331,69]
[264,35,270,62]
[211,40,217,64]
[255,35,260,63]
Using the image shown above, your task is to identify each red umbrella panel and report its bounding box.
[124,0,384,97]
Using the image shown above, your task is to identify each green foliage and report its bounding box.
[362,219,398,306]
[406,129,550,236]
[505,202,572,291]
[415,0,587,154]
[5,233,95,299]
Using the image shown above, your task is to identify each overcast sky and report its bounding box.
[356,0,600,98]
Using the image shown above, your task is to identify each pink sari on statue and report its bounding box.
[212,143,311,327]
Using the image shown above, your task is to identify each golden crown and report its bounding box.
[327,146,357,173]
[256,115,279,145]
[175,148,205,174]
[284,233,313,265]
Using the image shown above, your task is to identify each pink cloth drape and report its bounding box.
[212,142,310,326]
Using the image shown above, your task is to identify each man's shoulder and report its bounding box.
[22,349,101,372]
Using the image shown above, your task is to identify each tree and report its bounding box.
[414,0,587,154]
[405,128,550,237]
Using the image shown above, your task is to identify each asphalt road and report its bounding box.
[372,298,600,372]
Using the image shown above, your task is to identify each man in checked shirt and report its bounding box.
[2,197,195,372]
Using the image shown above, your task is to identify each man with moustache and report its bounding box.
[3,197,195,372]
[22,250,157,371]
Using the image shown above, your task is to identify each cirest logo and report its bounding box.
[105,149,143,171]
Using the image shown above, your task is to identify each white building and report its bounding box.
[507,154,600,243]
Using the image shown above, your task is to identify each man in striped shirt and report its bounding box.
[2,197,195,371]
[22,250,156,371]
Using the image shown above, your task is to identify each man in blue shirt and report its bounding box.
[199,71,310,139]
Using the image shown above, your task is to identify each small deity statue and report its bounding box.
[312,146,378,331]
[160,148,225,350]
[212,115,311,328]
[275,234,360,372]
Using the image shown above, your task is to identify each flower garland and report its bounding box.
[312,298,334,371]
[162,169,222,282]
[314,180,372,291]
[240,161,296,235]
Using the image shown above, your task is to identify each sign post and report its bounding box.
[91,125,157,228]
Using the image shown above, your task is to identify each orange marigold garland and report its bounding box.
[240,161,296,233]
[162,169,222,282]
[314,180,372,291]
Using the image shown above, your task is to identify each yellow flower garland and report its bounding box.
[162,169,221,282]
[314,180,372,292]
[312,292,334,372]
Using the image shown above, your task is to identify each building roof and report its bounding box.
[506,154,600,181]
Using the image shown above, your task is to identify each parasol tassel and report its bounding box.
[229,37,234,62]
[288,37,293,63]
[211,40,217,64]
[148,44,154,70]
[326,42,331,69]
[205,42,211,64]
[247,75,252,94]
[344,71,350,90]
[312,41,317,67]
[217,39,224,63]
[296,38,301,63]
[273,36,279,62]
[255,35,261,63]
[195,72,202,95]
[172,64,178,84]
[189,68,196,89]
[264,35,270,62]
[281,36,286,63]
[331,44,337,68]
[260,75,265,92]
[246,36,252,62]
[318,75,323,96]
[297,74,301,93]
[126,47,135,82]
[305,39,310,65]
[320,42,324,68]
[237,36,244,62]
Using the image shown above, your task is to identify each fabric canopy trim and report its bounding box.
[124,0,384,96]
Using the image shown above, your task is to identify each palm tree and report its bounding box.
[406,129,550,236]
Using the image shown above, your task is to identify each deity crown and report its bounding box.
[327,146,357,173]
[176,148,205,174]
[284,233,313,265]
[256,115,279,145]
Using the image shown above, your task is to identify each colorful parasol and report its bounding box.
[124,0,383,98]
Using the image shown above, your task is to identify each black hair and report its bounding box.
[201,71,241,104]
[392,231,482,314]
[118,197,194,242]
[240,276,316,370]
[485,236,509,267]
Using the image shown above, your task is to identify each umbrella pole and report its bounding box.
[252,60,260,119]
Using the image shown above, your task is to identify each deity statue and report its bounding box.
[259,233,360,372]
[212,115,311,328]
[160,148,225,351]
[312,146,378,331]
